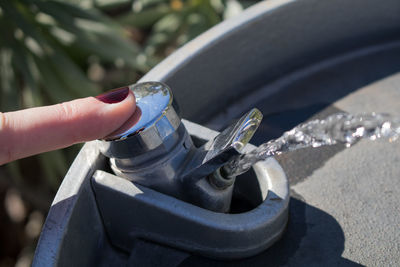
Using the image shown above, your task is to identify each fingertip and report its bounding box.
[95,86,131,104]
[85,89,137,140]
[0,89,137,164]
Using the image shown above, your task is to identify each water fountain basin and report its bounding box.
[34,0,400,265]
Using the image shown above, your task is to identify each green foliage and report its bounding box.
[0,0,263,264]
[114,0,248,63]
[0,0,147,188]
[0,0,257,188]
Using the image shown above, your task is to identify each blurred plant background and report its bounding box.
[0,0,257,265]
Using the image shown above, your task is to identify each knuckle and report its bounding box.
[57,102,81,143]
[58,102,77,121]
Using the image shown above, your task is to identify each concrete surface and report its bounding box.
[291,73,400,265]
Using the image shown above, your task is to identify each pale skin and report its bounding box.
[0,91,136,165]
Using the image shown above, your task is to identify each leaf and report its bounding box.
[132,0,169,10]
[31,0,105,22]
[199,0,221,26]
[38,150,68,190]
[37,40,100,98]
[178,13,209,45]
[93,0,133,11]
[11,39,43,106]
[117,4,171,28]
[35,1,145,71]
[143,12,184,56]
[31,53,73,103]
[0,48,19,112]
[0,1,50,52]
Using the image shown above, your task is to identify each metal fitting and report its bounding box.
[99,82,262,212]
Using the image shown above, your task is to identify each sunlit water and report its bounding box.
[224,113,400,177]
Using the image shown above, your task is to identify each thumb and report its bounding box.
[0,86,136,165]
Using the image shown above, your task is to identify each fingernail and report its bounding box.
[96,86,130,104]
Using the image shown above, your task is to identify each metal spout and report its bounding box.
[98,82,262,212]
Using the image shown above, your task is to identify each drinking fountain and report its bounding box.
[33,81,289,266]
[34,0,400,265]
[92,81,289,259]
[98,81,266,213]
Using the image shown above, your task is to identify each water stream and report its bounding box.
[224,112,400,177]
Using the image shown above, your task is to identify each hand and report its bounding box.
[0,87,136,165]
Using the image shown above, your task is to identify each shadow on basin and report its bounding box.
[179,191,362,267]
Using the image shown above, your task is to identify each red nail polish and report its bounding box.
[96,86,130,104]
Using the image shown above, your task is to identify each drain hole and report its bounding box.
[229,168,264,214]
[230,195,256,213]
